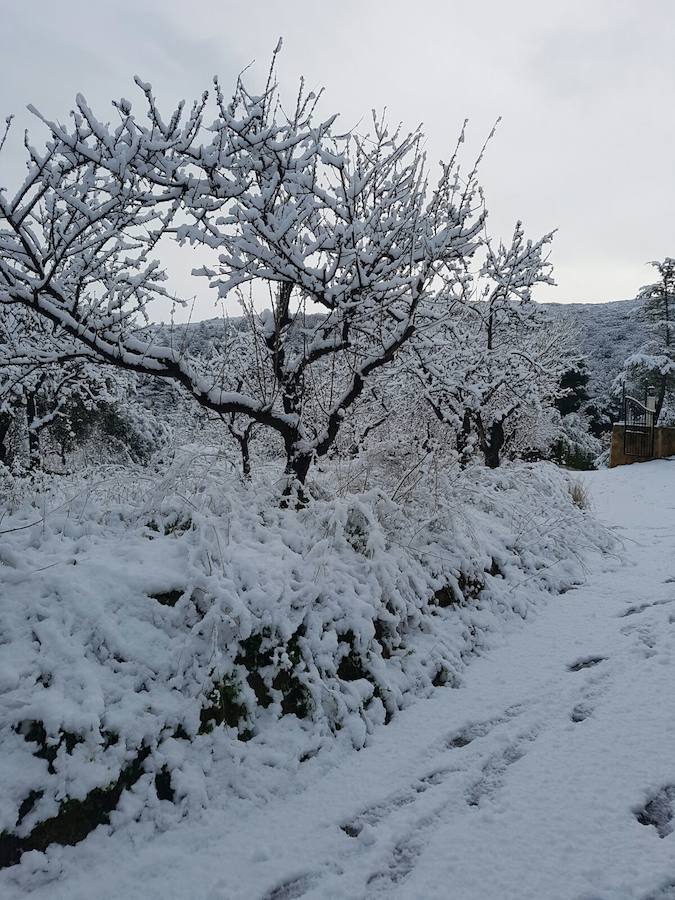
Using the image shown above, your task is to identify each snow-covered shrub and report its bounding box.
[568,478,591,509]
[549,412,603,470]
[48,397,171,468]
[0,456,613,866]
[502,404,601,471]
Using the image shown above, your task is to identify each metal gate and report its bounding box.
[624,395,655,458]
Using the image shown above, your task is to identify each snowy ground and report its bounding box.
[5,459,675,900]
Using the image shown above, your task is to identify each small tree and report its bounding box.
[0,62,484,492]
[0,305,167,469]
[0,306,101,468]
[409,221,567,468]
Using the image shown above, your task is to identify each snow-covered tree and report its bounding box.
[0,307,98,467]
[0,306,166,469]
[0,59,484,492]
[618,257,675,423]
[555,357,590,417]
[407,221,568,468]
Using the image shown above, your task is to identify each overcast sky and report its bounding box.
[1,0,673,321]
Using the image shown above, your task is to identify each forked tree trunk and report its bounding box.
[228,422,254,480]
[285,451,312,486]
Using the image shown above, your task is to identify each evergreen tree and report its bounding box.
[621,258,675,423]
[555,360,590,417]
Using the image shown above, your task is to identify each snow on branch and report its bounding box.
[0,59,485,488]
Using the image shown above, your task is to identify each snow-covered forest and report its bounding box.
[2,15,675,900]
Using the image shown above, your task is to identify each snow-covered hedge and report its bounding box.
[0,456,612,867]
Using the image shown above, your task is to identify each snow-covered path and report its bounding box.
[7,461,675,900]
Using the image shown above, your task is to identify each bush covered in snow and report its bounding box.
[0,453,613,867]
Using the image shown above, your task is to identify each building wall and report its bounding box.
[609,425,675,467]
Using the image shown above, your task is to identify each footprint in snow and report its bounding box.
[636,785,675,838]
[439,702,527,753]
[569,665,611,724]
[465,729,539,807]
[340,769,452,838]
[567,656,607,671]
[620,597,675,617]
[570,702,593,723]
[641,881,675,900]
[261,872,318,900]
[446,719,494,748]
[366,834,424,890]
[627,625,659,657]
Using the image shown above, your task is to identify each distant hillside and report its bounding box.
[149,298,648,407]
[543,298,647,399]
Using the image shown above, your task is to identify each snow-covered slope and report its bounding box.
[0,456,609,883]
[3,459,675,899]
[150,298,648,410]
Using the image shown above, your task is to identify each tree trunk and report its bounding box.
[239,436,251,480]
[285,451,312,485]
[655,374,668,425]
[25,395,41,470]
[281,443,313,506]
[0,412,12,467]
[482,419,505,469]
[233,429,252,480]
[456,409,473,463]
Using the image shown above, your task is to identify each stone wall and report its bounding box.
[609,425,675,467]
